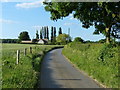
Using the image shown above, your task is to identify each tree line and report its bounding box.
[1,39,18,43]
[16,26,68,44]
[35,26,63,44]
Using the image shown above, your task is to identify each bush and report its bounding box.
[74,37,84,43]
[56,34,71,45]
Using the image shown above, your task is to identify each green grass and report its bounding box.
[62,42,119,88]
[2,43,63,88]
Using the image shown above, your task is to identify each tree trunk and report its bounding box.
[105,27,111,44]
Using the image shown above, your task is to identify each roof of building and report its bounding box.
[21,40,32,43]
[37,39,48,43]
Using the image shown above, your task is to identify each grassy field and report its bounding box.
[62,42,119,88]
[1,43,63,88]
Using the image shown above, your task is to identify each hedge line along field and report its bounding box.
[2,43,63,88]
[62,42,119,88]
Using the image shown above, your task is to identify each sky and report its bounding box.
[0,0,105,41]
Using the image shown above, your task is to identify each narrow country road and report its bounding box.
[39,48,101,88]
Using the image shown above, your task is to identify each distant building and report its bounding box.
[37,39,48,44]
[21,40,33,44]
[21,39,48,44]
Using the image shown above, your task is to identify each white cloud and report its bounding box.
[16,0,44,9]
[64,22,76,26]
[69,14,73,17]
[70,17,77,20]
[68,13,77,20]
[0,0,9,2]
[68,14,77,20]
[64,22,80,26]
[0,19,18,24]
[64,22,72,26]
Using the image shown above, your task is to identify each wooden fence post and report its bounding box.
[16,50,20,64]
[30,47,32,54]
[24,48,27,56]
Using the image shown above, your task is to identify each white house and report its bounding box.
[37,39,48,44]
[38,39,45,44]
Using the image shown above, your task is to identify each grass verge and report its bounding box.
[62,42,119,88]
[2,43,63,88]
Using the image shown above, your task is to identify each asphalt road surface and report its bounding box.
[39,48,101,88]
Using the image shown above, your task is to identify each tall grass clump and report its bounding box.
[62,42,119,88]
[2,43,63,88]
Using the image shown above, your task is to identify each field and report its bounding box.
[62,42,119,88]
[1,43,63,88]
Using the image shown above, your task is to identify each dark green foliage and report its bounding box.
[51,26,54,42]
[111,23,120,39]
[98,39,106,43]
[36,30,39,39]
[74,37,84,43]
[85,40,95,43]
[40,28,43,39]
[18,31,30,41]
[59,27,62,35]
[32,39,37,43]
[53,27,56,43]
[46,26,49,40]
[1,39,18,43]
[44,2,120,43]
[40,26,49,39]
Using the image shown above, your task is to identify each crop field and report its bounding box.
[1,43,62,88]
[62,42,119,88]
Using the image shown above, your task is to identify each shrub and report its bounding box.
[74,37,84,43]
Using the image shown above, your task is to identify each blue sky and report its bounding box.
[0,1,105,41]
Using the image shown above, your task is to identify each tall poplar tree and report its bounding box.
[42,27,45,39]
[59,27,62,35]
[46,26,49,40]
[51,26,54,42]
[36,30,39,39]
[44,27,47,39]
[40,28,43,39]
[53,27,56,42]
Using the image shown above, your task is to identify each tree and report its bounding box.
[44,2,120,43]
[36,30,39,39]
[18,31,30,41]
[68,28,71,42]
[53,27,56,42]
[51,26,54,42]
[44,27,47,39]
[56,33,70,45]
[1,39,18,43]
[74,37,84,43]
[46,26,49,40]
[111,23,120,39]
[42,27,45,39]
[40,28,43,39]
[59,27,62,35]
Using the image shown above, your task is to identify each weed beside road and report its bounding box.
[62,42,119,88]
